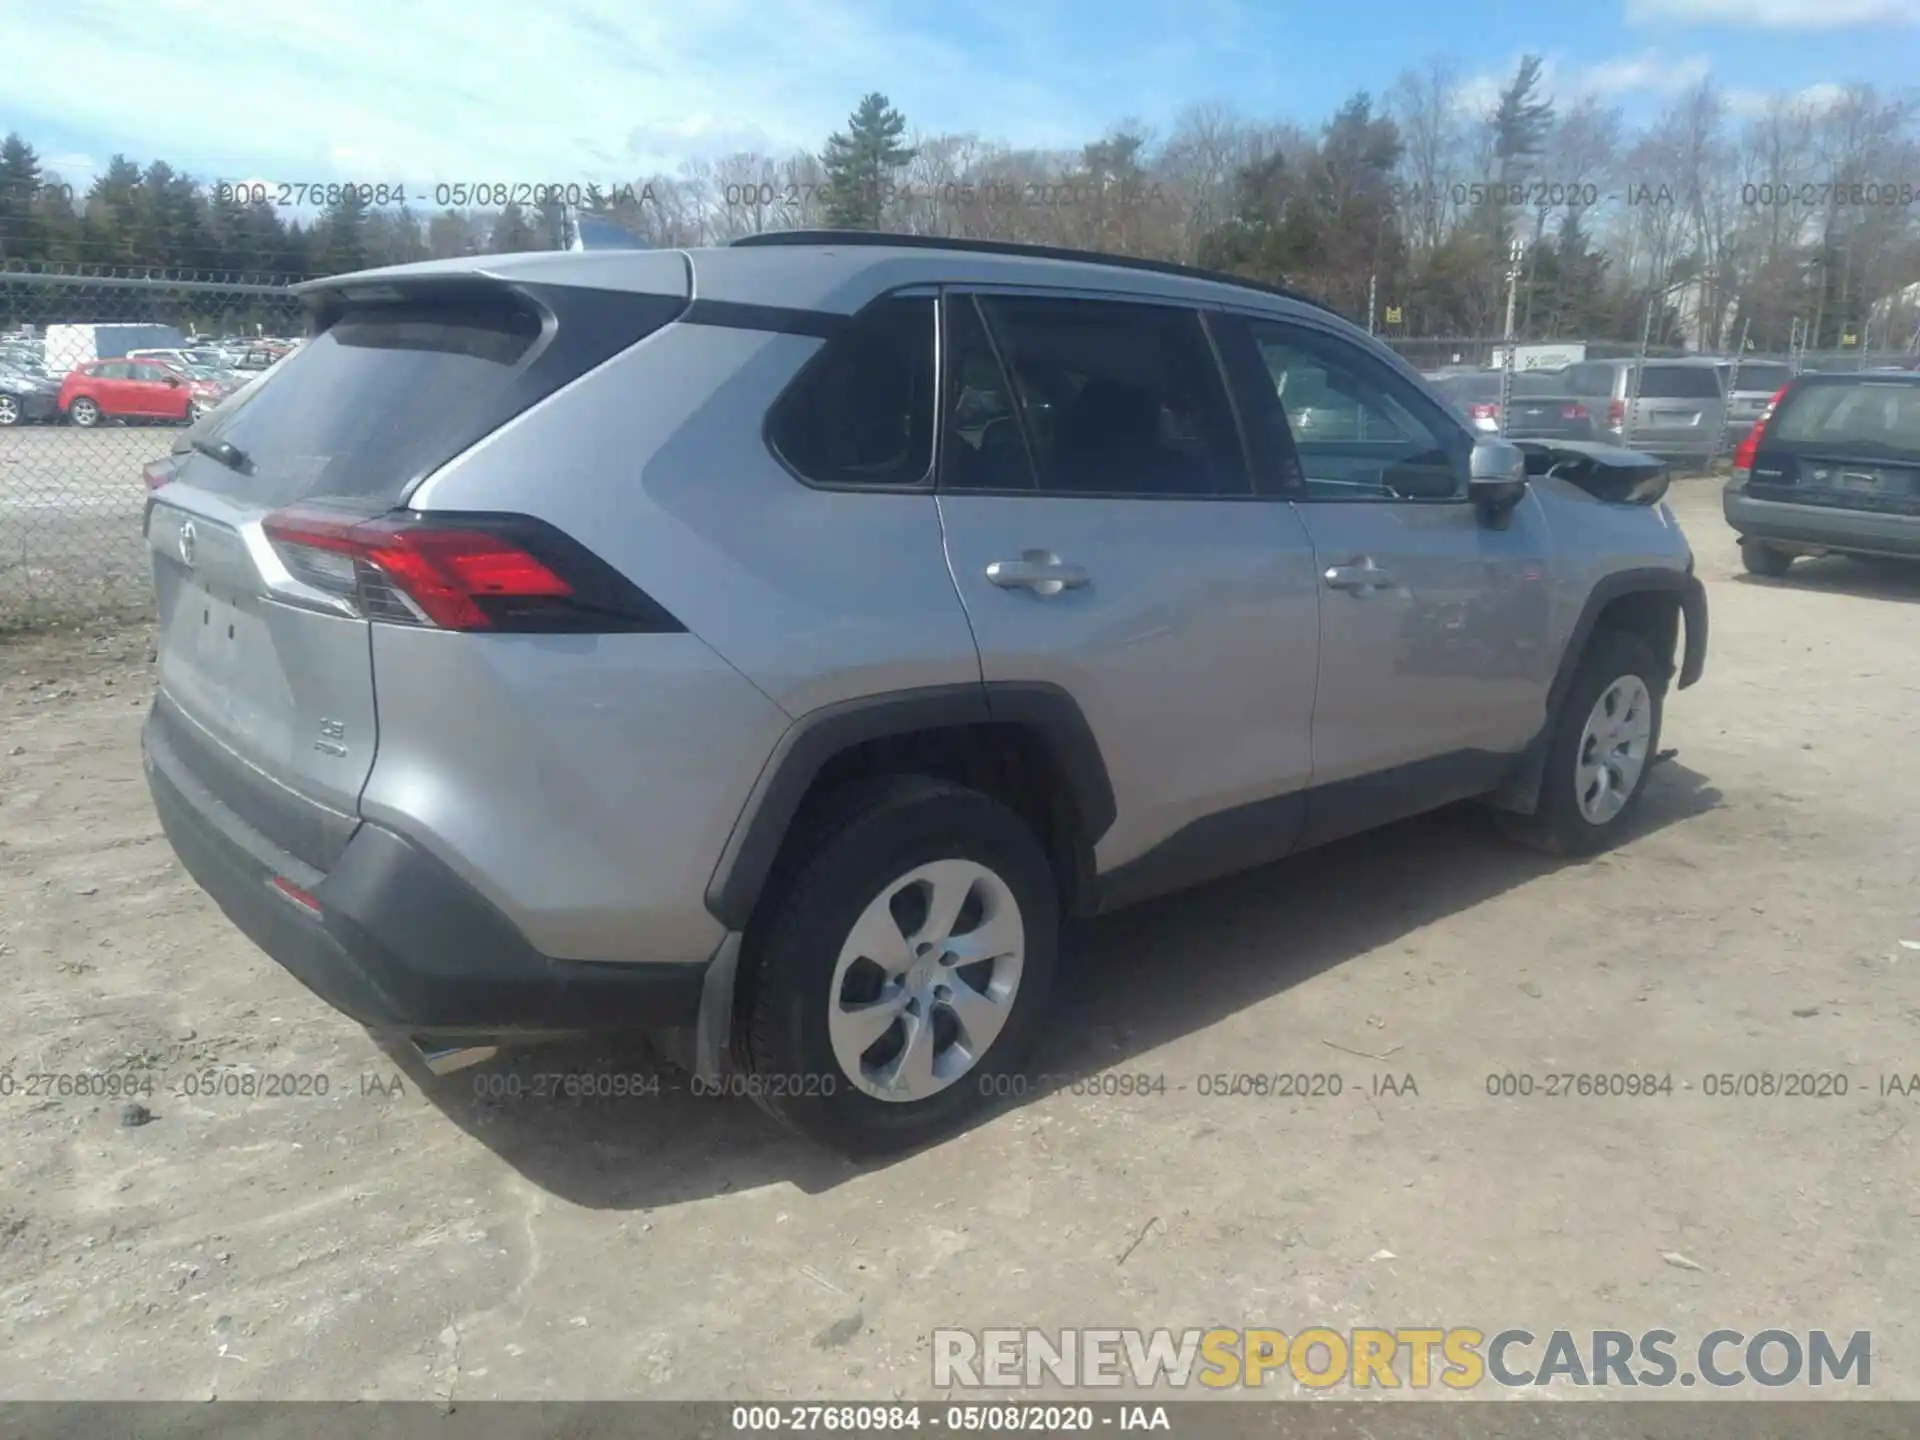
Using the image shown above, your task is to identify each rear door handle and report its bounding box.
[1323,557,1395,592]
[986,551,1090,594]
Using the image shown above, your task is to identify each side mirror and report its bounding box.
[164,374,183,387]
[1469,438,1528,526]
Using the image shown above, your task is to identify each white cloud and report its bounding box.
[1453,50,1712,117]
[1570,51,1714,98]
[1,0,1107,188]
[1627,0,1920,27]
[1725,81,1850,117]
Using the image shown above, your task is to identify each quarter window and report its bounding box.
[767,295,936,488]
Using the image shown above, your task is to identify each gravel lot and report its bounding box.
[2,478,1917,1403]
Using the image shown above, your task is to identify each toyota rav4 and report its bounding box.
[141,233,1708,1154]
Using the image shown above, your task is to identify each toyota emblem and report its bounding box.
[177,520,197,568]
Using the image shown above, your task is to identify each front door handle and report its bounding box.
[986,551,1091,595]
[1324,557,1396,592]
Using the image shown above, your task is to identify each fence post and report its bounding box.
[1624,294,1654,449]
[1714,316,1750,462]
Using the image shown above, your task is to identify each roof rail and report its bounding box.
[728,229,1340,317]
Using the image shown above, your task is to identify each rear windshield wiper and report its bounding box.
[190,436,252,473]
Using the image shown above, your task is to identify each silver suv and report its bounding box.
[141,234,1708,1154]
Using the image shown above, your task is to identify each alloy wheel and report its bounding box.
[825,859,1026,1102]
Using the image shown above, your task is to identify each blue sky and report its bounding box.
[3,0,1916,190]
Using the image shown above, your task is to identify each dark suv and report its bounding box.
[1724,370,1920,575]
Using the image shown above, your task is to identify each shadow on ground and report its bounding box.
[1733,554,1920,605]
[392,761,1722,1209]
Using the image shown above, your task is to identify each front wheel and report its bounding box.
[0,395,19,427]
[735,775,1059,1155]
[67,397,101,428]
[1499,630,1664,857]
[186,399,209,424]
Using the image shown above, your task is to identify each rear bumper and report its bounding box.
[144,708,709,1038]
[1724,484,1920,560]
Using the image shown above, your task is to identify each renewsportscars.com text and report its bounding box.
[932,1327,1871,1390]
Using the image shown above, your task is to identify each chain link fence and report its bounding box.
[4,261,1916,629]
[0,267,306,629]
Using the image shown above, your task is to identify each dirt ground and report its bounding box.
[2,478,1917,1403]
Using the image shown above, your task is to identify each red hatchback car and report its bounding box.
[58,359,222,427]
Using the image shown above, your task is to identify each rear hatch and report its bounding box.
[143,270,688,873]
[1628,364,1724,447]
[1747,377,1920,514]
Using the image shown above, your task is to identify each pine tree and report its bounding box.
[314,187,370,275]
[821,93,915,230]
[489,201,538,253]
[0,133,45,262]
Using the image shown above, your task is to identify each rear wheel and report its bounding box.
[735,775,1059,1155]
[67,397,101,428]
[1499,630,1663,857]
[1740,538,1794,577]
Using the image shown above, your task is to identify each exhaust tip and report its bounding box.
[411,1040,500,1077]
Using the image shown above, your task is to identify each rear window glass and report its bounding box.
[1512,373,1566,397]
[187,298,543,506]
[1445,375,1502,403]
[1638,366,1722,399]
[1771,382,1920,453]
[1729,362,1793,394]
[1565,365,1615,398]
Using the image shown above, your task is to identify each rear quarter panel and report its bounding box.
[410,321,983,716]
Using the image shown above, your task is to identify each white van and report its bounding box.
[41,323,188,375]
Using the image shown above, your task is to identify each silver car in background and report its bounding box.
[1559,357,1729,465]
[138,233,1707,1155]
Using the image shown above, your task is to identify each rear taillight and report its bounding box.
[1606,399,1626,429]
[260,506,683,635]
[1731,383,1791,479]
[1468,402,1500,419]
[1562,403,1588,420]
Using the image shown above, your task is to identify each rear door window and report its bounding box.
[1639,366,1722,399]
[963,294,1249,499]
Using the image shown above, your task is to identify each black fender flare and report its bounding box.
[1491,565,1708,815]
[702,681,1116,932]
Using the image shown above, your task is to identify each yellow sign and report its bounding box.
[1841,332,1858,347]
[1384,306,1403,325]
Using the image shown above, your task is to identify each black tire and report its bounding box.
[1740,538,1794,577]
[1498,629,1665,857]
[68,397,101,428]
[735,774,1059,1156]
[0,395,19,427]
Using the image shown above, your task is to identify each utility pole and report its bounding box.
[1502,236,1525,344]
[1495,237,1525,437]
